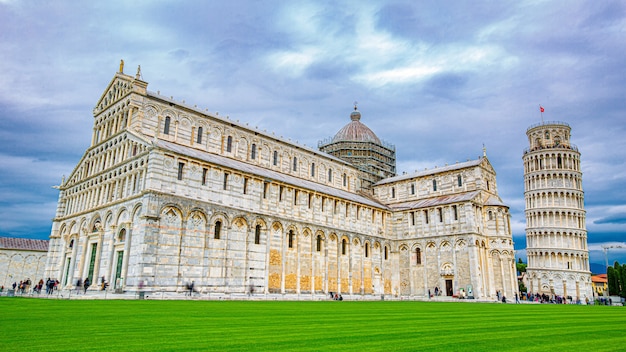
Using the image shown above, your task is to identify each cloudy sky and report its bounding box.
[1,0,625,269]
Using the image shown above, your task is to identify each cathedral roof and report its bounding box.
[331,107,382,144]
[375,158,486,186]
[484,195,507,207]
[0,237,49,251]
[153,139,389,210]
[387,191,481,211]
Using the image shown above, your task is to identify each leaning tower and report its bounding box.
[523,121,592,301]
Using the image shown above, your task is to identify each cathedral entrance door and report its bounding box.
[445,279,453,296]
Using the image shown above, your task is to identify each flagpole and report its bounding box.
[539,105,544,123]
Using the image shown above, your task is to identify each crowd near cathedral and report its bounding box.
[1,62,592,302]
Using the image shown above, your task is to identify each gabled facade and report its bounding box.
[44,67,516,300]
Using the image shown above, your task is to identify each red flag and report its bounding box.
[540,106,545,113]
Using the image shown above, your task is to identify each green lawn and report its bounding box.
[1,298,624,351]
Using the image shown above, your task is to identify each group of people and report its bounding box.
[427,287,442,298]
[75,277,91,294]
[524,292,582,304]
[329,292,343,301]
[1,278,60,295]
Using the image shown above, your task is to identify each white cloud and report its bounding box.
[0,0,624,246]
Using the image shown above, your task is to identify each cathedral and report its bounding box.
[44,65,517,300]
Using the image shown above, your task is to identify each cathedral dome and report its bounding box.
[331,107,381,144]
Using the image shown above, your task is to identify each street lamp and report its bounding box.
[602,244,625,269]
[602,244,625,298]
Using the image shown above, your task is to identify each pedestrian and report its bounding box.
[47,279,55,295]
[83,277,91,293]
[76,278,82,294]
[186,281,194,296]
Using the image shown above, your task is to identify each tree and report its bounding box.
[518,281,527,293]
[516,258,527,274]
[516,258,527,293]
[616,263,626,298]
[607,265,618,296]
[607,261,626,298]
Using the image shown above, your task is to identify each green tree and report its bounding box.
[516,258,527,274]
[607,265,618,296]
[620,263,626,298]
[518,281,527,293]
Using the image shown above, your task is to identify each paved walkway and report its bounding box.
[2,289,509,303]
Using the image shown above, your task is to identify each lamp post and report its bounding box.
[602,244,625,298]
[603,245,625,269]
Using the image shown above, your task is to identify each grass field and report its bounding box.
[1,298,625,351]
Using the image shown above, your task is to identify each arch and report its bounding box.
[231,216,249,230]
[315,231,325,252]
[271,221,283,233]
[89,214,103,233]
[115,208,130,225]
[341,237,349,255]
[287,228,297,249]
[441,262,454,275]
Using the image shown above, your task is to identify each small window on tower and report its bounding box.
[177,162,184,180]
[164,116,171,135]
[288,230,294,249]
[226,136,232,152]
[255,225,261,244]
[201,168,208,185]
[197,126,203,144]
[214,220,222,239]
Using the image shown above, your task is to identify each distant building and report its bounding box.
[591,274,607,298]
[0,237,49,289]
[523,121,592,300]
[43,66,517,300]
